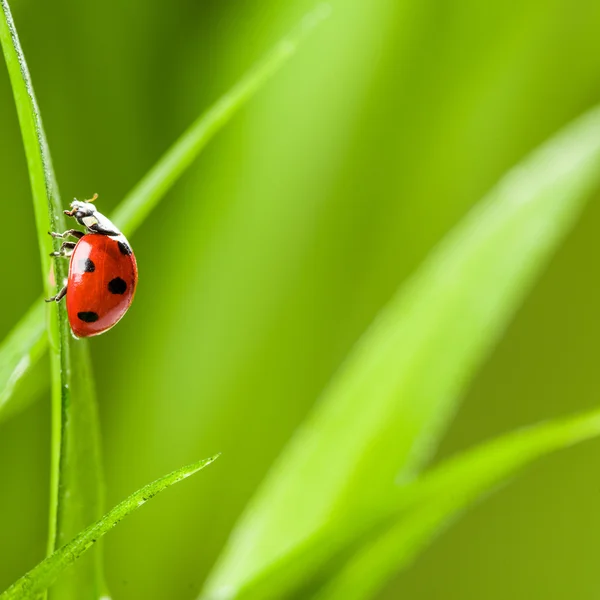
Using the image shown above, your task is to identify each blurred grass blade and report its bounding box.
[203,105,600,599]
[0,2,106,598]
[0,2,331,423]
[113,2,331,235]
[0,455,219,600]
[316,409,600,599]
[0,303,46,424]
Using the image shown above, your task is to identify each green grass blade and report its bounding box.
[0,303,46,424]
[0,0,61,281]
[0,2,330,423]
[0,455,219,600]
[0,2,105,598]
[203,105,600,599]
[316,409,600,600]
[0,0,66,551]
[112,3,331,236]
[52,342,106,599]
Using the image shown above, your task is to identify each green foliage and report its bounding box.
[203,105,600,599]
[0,455,218,600]
[0,3,331,426]
[0,2,104,597]
[112,3,331,236]
[0,303,45,424]
[1,1,600,600]
[316,408,600,599]
[0,2,327,597]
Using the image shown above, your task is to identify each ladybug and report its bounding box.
[46,194,138,338]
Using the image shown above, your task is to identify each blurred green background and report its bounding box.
[2,0,600,598]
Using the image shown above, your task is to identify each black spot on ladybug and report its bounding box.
[118,241,132,256]
[108,277,127,295]
[78,258,95,273]
[78,311,99,323]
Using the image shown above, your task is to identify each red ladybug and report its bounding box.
[46,194,138,338]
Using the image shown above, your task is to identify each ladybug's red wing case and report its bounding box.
[66,235,137,338]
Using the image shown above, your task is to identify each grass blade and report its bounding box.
[203,105,600,599]
[0,2,61,291]
[0,455,219,600]
[315,409,600,599]
[112,3,331,235]
[0,3,330,423]
[52,343,106,599]
[0,303,46,424]
[0,2,105,597]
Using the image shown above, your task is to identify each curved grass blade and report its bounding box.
[0,455,219,600]
[0,2,331,424]
[202,105,600,599]
[315,408,600,599]
[0,2,105,598]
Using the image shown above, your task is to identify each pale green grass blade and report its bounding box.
[0,455,219,600]
[203,105,600,599]
[112,3,331,235]
[0,303,46,424]
[0,3,330,423]
[316,408,600,599]
[0,2,105,598]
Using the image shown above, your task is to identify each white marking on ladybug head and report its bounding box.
[82,215,99,228]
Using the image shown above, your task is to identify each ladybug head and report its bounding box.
[63,193,122,236]
[64,194,99,219]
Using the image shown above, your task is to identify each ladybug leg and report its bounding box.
[50,241,76,258]
[45,284,67,303]
[49,229,84,240]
